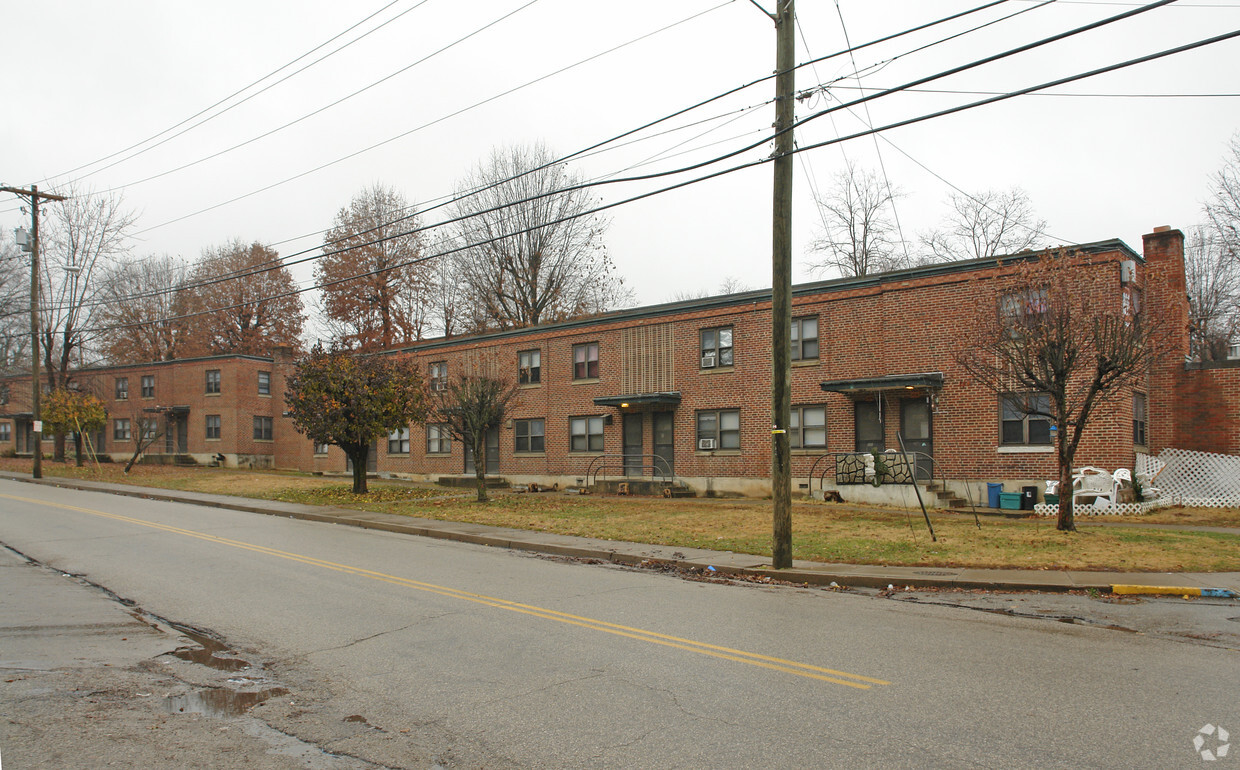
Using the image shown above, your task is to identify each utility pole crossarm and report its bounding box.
[1,186,67,202]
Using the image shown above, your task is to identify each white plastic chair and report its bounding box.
[1072,467,1116,509]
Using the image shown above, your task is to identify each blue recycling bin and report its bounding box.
[987,482,1004,508]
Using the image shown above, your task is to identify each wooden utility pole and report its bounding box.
[2,184,67,479]
[770,0,795,569]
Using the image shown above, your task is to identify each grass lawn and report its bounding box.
[4,458,1238,573]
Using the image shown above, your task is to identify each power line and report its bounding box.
[85,0,1015,307]
[50,0,427,184]
[97,0,545,197]
[129,0,738,236]
[24,0,1189,317]
[67,25,1240,337]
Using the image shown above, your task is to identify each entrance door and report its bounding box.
[464,428,499,474]
[652,412,674,478]
[165,414,188,454]
[900,398,933,479]
[622,414,643,476]
[16,419,32,454]
[855,399,885,453]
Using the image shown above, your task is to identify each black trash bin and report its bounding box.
[1021,485,1037,510]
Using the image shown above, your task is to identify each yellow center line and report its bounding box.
[3,491,891,689]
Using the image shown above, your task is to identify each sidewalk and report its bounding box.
[3,472,1237,598]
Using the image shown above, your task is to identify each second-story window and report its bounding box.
[115,378,128,400]
[258,371,271,395]
[700,327,733,369]
[791,317,819,361]
[141,375,155,398]
[573,343,599,380]
[429,362,447,391]
[518,349,541,385]
[205,370,221,394]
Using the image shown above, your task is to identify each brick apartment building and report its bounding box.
[1,225,1237,502]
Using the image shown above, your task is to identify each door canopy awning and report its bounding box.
[593,392,682,409]
[819,372,944,395]
[143,405,191,415]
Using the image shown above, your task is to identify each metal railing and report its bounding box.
[584,453,676,487]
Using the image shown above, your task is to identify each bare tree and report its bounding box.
[920,187,1047,263]
[450,142,622,331]
[316,184,432,350]
[180,240,305,357]
[97,254,193,364]
[427,362,520,503]
[40,185,136,460]
[1185,226,1240,361]
[957,253,1164,532]
[426,232,463,338]
[808,161,905,277]
[668,276,754,302]
[1205,131,1240,259]
[0,231,29,375]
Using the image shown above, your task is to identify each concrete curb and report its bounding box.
[2,472,1236,597]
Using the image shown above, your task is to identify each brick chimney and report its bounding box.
[1141,225,1188,452]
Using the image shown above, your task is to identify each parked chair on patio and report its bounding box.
[1072,467,1117,509]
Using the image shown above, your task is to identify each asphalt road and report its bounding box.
[1,479,1236,768]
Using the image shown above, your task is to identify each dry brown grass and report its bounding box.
[3,458,1237,572]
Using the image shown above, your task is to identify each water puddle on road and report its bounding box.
[169,625,251,672]
[162,687,289,717]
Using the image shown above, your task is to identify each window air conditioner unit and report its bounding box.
[698,438,717,450]
[433,381,446,391]
[701,353,716,368]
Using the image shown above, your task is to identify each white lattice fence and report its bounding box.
[1151,448,1240,505]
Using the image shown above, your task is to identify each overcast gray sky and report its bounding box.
[4,0,1238,312]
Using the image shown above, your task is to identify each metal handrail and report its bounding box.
[584,453,676,487]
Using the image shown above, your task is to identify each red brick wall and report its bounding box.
[308,238,1177,488]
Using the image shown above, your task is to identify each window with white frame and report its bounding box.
[569,416,604,452]
[114,419,131,441]
[258,371,271,395]
[427,424,451,454]
[140,419,157,440]
[115,378,128,400]
[0,422,9,442]
[791,317,819,361]
[700,327,733,369]
[518,349,541,385]
[1000,393,1051,446]
[205,415,221,440]
[205,369,221,394]
[141,375,155,398]
[313,441,330,455]
[790,405,827,449]
[515,418,545,453]
[696,410,740,450]
[429,362,447,391]
[388,427,410,454]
